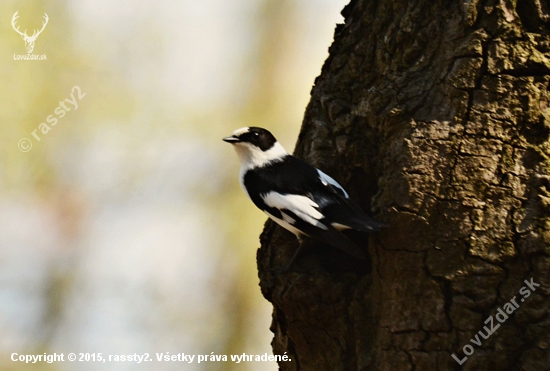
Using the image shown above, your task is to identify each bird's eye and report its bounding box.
[251,132,260,139]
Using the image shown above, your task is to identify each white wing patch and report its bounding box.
[262,192,328,230]
[317,169,349,198]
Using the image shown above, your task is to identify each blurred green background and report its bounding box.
[0,0,346,370]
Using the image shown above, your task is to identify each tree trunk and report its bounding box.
[257,0,550,370]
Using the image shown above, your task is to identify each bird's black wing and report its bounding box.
[307,161,388,233]
[314,190,389,233]
[243,155,385,259]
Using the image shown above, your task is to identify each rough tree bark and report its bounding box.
[257,0,550,370]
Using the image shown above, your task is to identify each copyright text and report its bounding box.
[9,352,291,364]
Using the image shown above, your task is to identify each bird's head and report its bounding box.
[223,127,288,169]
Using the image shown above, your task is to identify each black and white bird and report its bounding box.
[223,126,387,268]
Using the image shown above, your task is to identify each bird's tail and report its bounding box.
[321,196,389,233]
[353,217,389,232]
[313,227,367,260]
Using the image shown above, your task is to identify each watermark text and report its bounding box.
[18,86,86,152]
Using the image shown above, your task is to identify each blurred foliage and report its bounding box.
[1,0,133,191]
[206,2,297,369]
[0,0,343,370]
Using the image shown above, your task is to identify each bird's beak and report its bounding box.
[223,135,240,143]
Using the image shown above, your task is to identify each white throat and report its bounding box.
[233,141,288,172]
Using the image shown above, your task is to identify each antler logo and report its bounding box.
[11,11,49,54]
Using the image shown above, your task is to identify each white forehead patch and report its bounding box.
[232,127,250,137]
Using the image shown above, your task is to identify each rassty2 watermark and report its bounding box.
[18,86,86,152]
[11,11,48,60]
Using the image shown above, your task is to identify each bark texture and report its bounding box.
[258,0,550,370]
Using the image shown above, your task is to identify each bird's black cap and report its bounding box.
[223,127,277,151]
